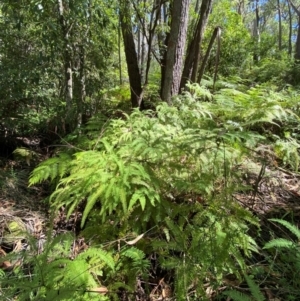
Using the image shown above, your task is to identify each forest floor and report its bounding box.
[0,153,300,300]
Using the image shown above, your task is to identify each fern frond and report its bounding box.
[263,238,296,249]
[223,290,253,301]
[29,152,72,185]
[268,219,300,239]
[121,246,150,273]
[245,275,265,301]
[78,247,115,271]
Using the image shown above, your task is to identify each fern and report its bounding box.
[223,274,265,301]
[13,147,38,165]
[29,152,72,184]
[274,138,300,171]
[214,85,295,129]
[264,219,300,250]
[264,238,295,249]
[121,246,149,272]
[29,82,298,298]
[223,290,253,301]
[245,275,265,301]
[269,218,300,239]
[0,232,114,301]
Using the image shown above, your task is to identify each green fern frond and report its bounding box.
[245,275,265,301]
[268,218,300,239]
[122,246,145,261]
[78,247,115,271]
[29,152,72,185]
[13,147,38,165]
[121,246,150,273]
[274,138,300,171]
[264,238,296,249]
[223,273,265,301]
[223,290,253,301]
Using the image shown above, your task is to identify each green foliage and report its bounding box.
[0,232,114,301]
[224,274,265,301]
[30,152,73,183]
[274,137,300,171]
[262,219,300,300]
[213,84,294,128]
[0,0,118,136]
[13,147,39,166]
[264,219,300,249]
[207,0,252,77]
[1,0,300,298]
[31,83,288,227]
[30,82,298,297]
[248,57,291,84]
[153,202,258,298]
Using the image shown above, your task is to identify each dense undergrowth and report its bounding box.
[1,81,300,300]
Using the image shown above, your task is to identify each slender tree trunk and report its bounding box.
[253,0,260,62]
[237,0,245,16]
[159,2,169,96]
[198,26,221,85]
[120,0,142,108]
[77,45,85,130]
[161,0,190,104]
[141,32,147,85]
[277,0,282,51]
[287,0,293,56]
[58,0,73,129]
[118,12,123,85]
[295,15,300,60]
[289,0,300,60]
[140,0,147,85]
[180,0,213,90]
[138,28,141,66]
[139,0,161,87]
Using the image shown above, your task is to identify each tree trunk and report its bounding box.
[137,26,146,85]
[118,12,123,85]
[287,0,293,56]
[289,0,300,60]
[253,0,260,62]
[180,0,213,90]
[198,26,221,86]
[159,1,169,96]
[195,0,201,13]
[161,0,190,104]
[277,0,282,51]
[141,31,147,85]
[77,45,85,131]
[295,16,300,60]
[237,0,245,16]
[58,0,73,130]
[120,0,143,108]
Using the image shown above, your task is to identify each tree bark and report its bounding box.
[295,15,300,60]
[118,11,123,85]
[180,0,213,90]
[77,45,85,131]
[236,0,245,16]
[287,0,293,56]
[159,1,169,96]
[198,26,221,86]
[58,0,73,129]
[277,0,282,51]
[289,0,300,60]
[161,0,190,104]
[253,0,260,62]
[120,0,143,108]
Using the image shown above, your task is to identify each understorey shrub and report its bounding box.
[27,82,297,299]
